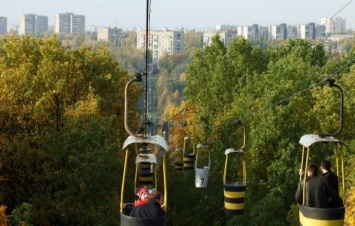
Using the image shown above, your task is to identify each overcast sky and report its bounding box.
[1,0,354,30]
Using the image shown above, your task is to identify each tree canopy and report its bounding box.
[0,35,141,225]
[166,36,355,226]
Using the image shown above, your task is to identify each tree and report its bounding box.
[0,35,141,225]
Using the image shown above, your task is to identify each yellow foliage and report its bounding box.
[0,205,7,226]
[345,186,355,226]
[179,73,186,81]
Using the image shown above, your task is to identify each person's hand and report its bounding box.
[299,169,304,176]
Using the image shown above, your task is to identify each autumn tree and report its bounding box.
[0,35,140,225]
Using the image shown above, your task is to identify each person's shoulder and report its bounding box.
[318,175,329,184]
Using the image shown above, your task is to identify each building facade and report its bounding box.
[18,14,48,36]
[321,17,346,35]
[269,23,287,40]
[137,29,184,62]
[237,24,259,39]
[203,31,238,47]
[54,13,85,34]
[287,25,298,39]
[97,27,122,41]
[298,23,317,39]
[0,17,7,34]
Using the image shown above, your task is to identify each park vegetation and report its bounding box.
[0,33,354,225]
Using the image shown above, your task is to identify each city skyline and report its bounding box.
[1,0,354,30]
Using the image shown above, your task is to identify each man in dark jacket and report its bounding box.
[321,159,339,193]
[295,164,343,208]
[130,191,166,218]
[321,159,340,208]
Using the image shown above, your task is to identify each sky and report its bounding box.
[1,0,354,30]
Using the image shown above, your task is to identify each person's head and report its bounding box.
[321,159,331,171]
[149,191,164,205]
[137,187,149,202]
[307,164,318,176]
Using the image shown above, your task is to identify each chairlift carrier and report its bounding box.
[223,127,247,215]
[195,144,211,188]
[298,79,346,226]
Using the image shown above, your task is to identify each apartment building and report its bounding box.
[258,26,269,40]
[321,17,346,35]
[216,24,238,32]
[137,29,184,62]
[237,24,258,39]
[54,13,85,34]
[315,25,326,39]
[97,27,122,41]
[287,25,298,39]
[269,23,287,40]
[18,14,48,36]
[0,17,7,34]
[203,31,238,47]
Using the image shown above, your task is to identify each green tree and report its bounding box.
[0,35,140,225]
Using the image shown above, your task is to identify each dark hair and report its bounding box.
[149,191,162,202]
[321,159,331,171]
[307,164,318,175]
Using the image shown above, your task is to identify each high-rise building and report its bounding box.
[137,29,184,62]
[18,14,48,36]
[321,17,346,35]
[97,27,122,41]
[54,13,85,34]
[237,24,259,39]
[269,23,287,40]
[203,31,237,47]
[0,17,7,34]
[287,25,298,39]
[315,25,326,39]
[71,14,85,33]
[298,23,316,40]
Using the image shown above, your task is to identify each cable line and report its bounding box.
[319,0,353,34]
[328,0,353,21]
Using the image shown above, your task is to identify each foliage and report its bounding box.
[1,31,354,225]
[7,202,33,226]
[173,35,355,225]
[345,186,355,226]
[0,35,140,225]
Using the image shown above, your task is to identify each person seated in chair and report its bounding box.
[295,164,343,208]
[130,191,166,218]
[135,187,150,206]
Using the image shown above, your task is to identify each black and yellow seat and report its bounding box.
[182,136,195,170]
[298,134,346,226]
[195,144,211,188]
[223,148,247,216]
[173,148,184,171]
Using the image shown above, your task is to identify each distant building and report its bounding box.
[54,13,85,34]
[18,14,48,36]
[269,23,287,40]
[315,25,326,39]
[258,26,269,40]
[287,25,298,39]
[203,31,238,47]
[321,17,346,35]
[137,29,184,62]
[298,23,316,40]
[237,24,259,39]
[0,17,7,34]
[97,27,122,41]
[327,34,353,42]
[216,24,238,32]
